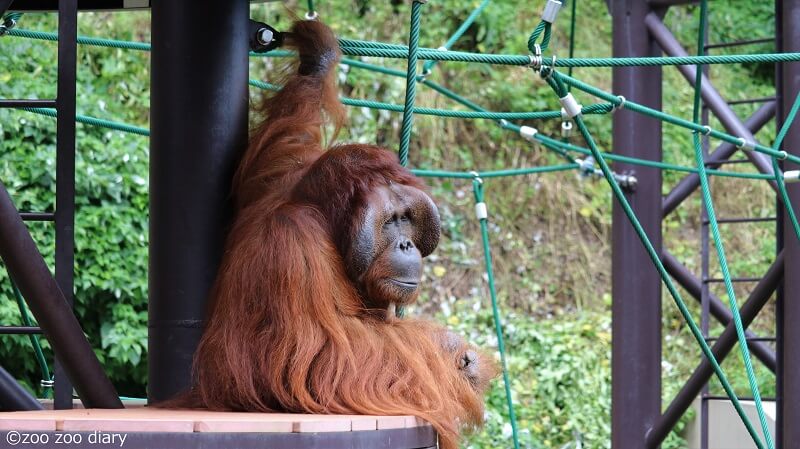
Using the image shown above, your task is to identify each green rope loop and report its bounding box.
[472,177,520,449]
[398,0,425,167]
[527,20,551,53]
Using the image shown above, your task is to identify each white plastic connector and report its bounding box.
[559,93,582,118]
[475,202,488,220]
[541,0,563,23]
[737,138,756,151]
[520,126,538,142]
[784,170,800,183]
[437,46,448,52]
[560,108,569,120]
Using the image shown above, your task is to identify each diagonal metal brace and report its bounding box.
[663,101,776,216]
[647,251,783,448]
[663,250,776,372]
[0,180,122,409]
[645,13,779,193]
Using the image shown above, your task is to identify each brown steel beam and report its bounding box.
[778,0,800,445]
[645,13,779,193]
[610,1,663,448]
[662,101,776,216]
[647,251,783,448]
[0,181,121,408]
[663,251,777,372]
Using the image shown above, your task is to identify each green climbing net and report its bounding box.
[3,1,799,448]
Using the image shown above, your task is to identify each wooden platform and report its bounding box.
[0,408,436,449]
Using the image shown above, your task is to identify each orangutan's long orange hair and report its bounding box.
[166,20,496,449]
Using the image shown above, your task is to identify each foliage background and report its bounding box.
[0,1,781,448]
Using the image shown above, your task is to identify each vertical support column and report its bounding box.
[778,0,800,446]
[54,0,77,410]
[149,0,249,402]
[610,1,663,447]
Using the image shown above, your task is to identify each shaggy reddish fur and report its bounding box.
[164,20,495,449]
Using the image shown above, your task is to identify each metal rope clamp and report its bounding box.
[529,44,543,71]
[0,17,17,37]
[470,172,488,221]
[540,55,557,80]
[784,170,800,183]
[561,120,573,138]
[576,157,595,177]
[541,0,563,23]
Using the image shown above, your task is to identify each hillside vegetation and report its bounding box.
[0,1,780,448]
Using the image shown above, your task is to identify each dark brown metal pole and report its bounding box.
[662,101,776,216]
[53,0,77,410]
[646,252,783,448]
[0,182,121,409]
[663,251,776,372]
[645,13,778,192]
[0,365,43,411]
[778,0,800,446]
[611,2,662,447]
[149,0,250,402]
[0,0,13,16]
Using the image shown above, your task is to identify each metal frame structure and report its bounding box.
[0,0,797,447]
[0,0,123,410]
[612,1,797,447]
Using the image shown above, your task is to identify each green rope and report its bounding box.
[9,26,800,68]
[544,72,766,449]
[688,3,771,446]
[472,178,520,449]
[9,279,52,396]
[14,101,776,183]
[307,0,315,15]
[771,91,800,242]
[339,44,800,67]
[5,80,778,184]
[249,79,780,180]
[398,0,425,167]
[19,107,150,136]
[7,28,151,51]
[546,53,800,68]
[420,0,491,77]
[554,71,800,165]
[412,163,579,179]
[527,20,551,53]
